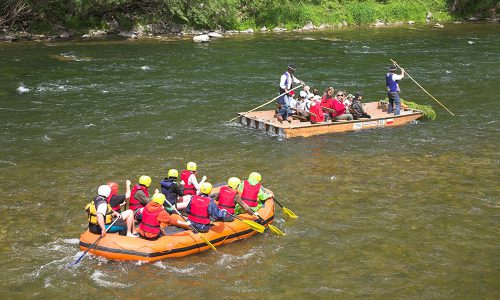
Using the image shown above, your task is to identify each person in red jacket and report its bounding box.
[320,87,335,118]
[214,177,255,216]
[137,193,190,240]
[309,96,326,123]
[332,91,353,121]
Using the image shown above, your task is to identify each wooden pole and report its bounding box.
[390,59,455,116]
[229,85,303,122]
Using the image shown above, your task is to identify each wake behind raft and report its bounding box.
[78,187,276,262]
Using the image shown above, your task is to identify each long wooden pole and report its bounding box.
[390,59,455,116]
[229,85,303,122]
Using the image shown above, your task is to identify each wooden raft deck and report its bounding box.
[237,102,423,138]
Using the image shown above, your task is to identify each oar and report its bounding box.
[69,217,119,267]
[229,213,265,233]
[229,85,303,122]
[255,215,285,236]
[273,196,298,219]
[164,200,217,252]
[390,59,455,116]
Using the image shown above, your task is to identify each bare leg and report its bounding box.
[121,209,137,236]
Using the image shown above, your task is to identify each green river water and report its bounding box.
[0,23,498,299]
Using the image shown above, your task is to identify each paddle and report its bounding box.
[69,217,120,267]
[229,85,303,122]
[164,199,217,252]
[390,59,455,116]
[273,196,298,219]
[228,213,265,233]
[255,214,285,236]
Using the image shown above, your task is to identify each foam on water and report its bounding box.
[91,270,131,288]
[17,84,30,94]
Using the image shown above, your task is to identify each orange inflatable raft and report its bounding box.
[79,189,275,262]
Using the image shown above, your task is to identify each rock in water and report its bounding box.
[193,34,210,43]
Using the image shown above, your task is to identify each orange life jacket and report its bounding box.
[217,186,237,214]
[240,180,261,207]
[181,170,196,195]
[188,195,210,224]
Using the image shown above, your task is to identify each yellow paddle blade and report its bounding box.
[268,224,286,236]
[198,233,217,251]
[242,219,265,233]
[283,207,298,219]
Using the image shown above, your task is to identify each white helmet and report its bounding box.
[98,185,111,197]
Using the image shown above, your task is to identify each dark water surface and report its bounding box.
[0,24,498,298]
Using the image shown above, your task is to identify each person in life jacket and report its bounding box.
[180,162,207,200]
[277,64,304,122]
[106,180,132,212]
[137,193,190,240]
[186,182,234,233]
[86,185,137,238]
[129,175,158,221]
[159,169,187,212]
[234,172,273,216]
[214,177,257,218]
[386,65,405,116]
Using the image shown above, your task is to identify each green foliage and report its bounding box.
[1,0,497,33]
[382,98,437,120]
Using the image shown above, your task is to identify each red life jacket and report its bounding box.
[181,170,196,195]
[217,186,237,214]
[188,195,210,224]
[129,184,149,211]
[106,191,120,212]
[240,180,261,207]
[139,205,162,235]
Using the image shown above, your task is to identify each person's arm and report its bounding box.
[109,194,126,208]
[189,174,201,191]
[96,202,111,236]
[157,210,181,226]
[134,190,150,205]
[234,195,255,215]
[125,180,131,199]
[291,74,303,85]
[258,187,272,201]
[172,183,183,197]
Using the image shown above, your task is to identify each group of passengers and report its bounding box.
[280,85,371,124]
[277,65,371,124]
[85,162,273,241]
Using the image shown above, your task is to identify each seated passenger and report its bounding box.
[350,92,371,119]
[332,91,353,121]
[129,175,155,221]
[186,182,234,233]
[180,161,206,202]
[160,169,187,211]
[320,87,336,118]
[309,96,326,123]
[344,94,354,112]
[235,172,273,216]
[106,180,131,212]
[214,177,258,218]
[86,185,136,238]
[138,193,190,240]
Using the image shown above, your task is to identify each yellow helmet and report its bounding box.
[187,162,197,171]
[139,175,152,187]
[227,177,241,189]
[167,169,178,178]
[200,182,212,195]
[248,172,261,183]
[152,193,166,205]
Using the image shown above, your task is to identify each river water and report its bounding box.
[0,23,498,298]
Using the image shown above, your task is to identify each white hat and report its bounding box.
[299,91,307,98]
[98,185,111,197]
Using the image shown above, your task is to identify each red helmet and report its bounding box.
[107,182,119,195]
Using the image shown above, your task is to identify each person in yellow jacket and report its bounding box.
[86,185,136,237]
